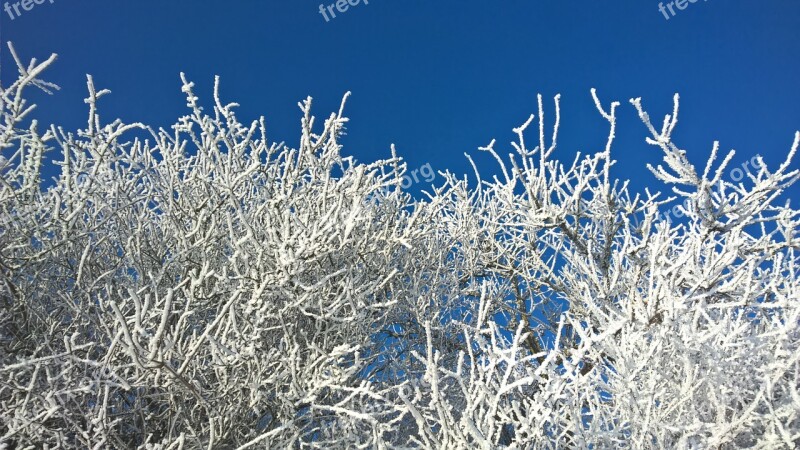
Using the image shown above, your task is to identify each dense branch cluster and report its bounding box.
[1,47,799,449]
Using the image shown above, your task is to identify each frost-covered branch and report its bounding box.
[1,47,798,449]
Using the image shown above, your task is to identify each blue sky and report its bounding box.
[1,0,799,199]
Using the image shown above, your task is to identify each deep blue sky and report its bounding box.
[1,1,799,199]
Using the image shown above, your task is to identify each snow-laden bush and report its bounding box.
[1,46,798,449]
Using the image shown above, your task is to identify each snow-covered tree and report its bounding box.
[1,46,798,449]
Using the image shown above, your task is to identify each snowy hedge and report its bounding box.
[1,46,799,449]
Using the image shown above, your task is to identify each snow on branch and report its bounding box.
[0,47,798,449]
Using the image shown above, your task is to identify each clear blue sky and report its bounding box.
[1,1,799,199]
